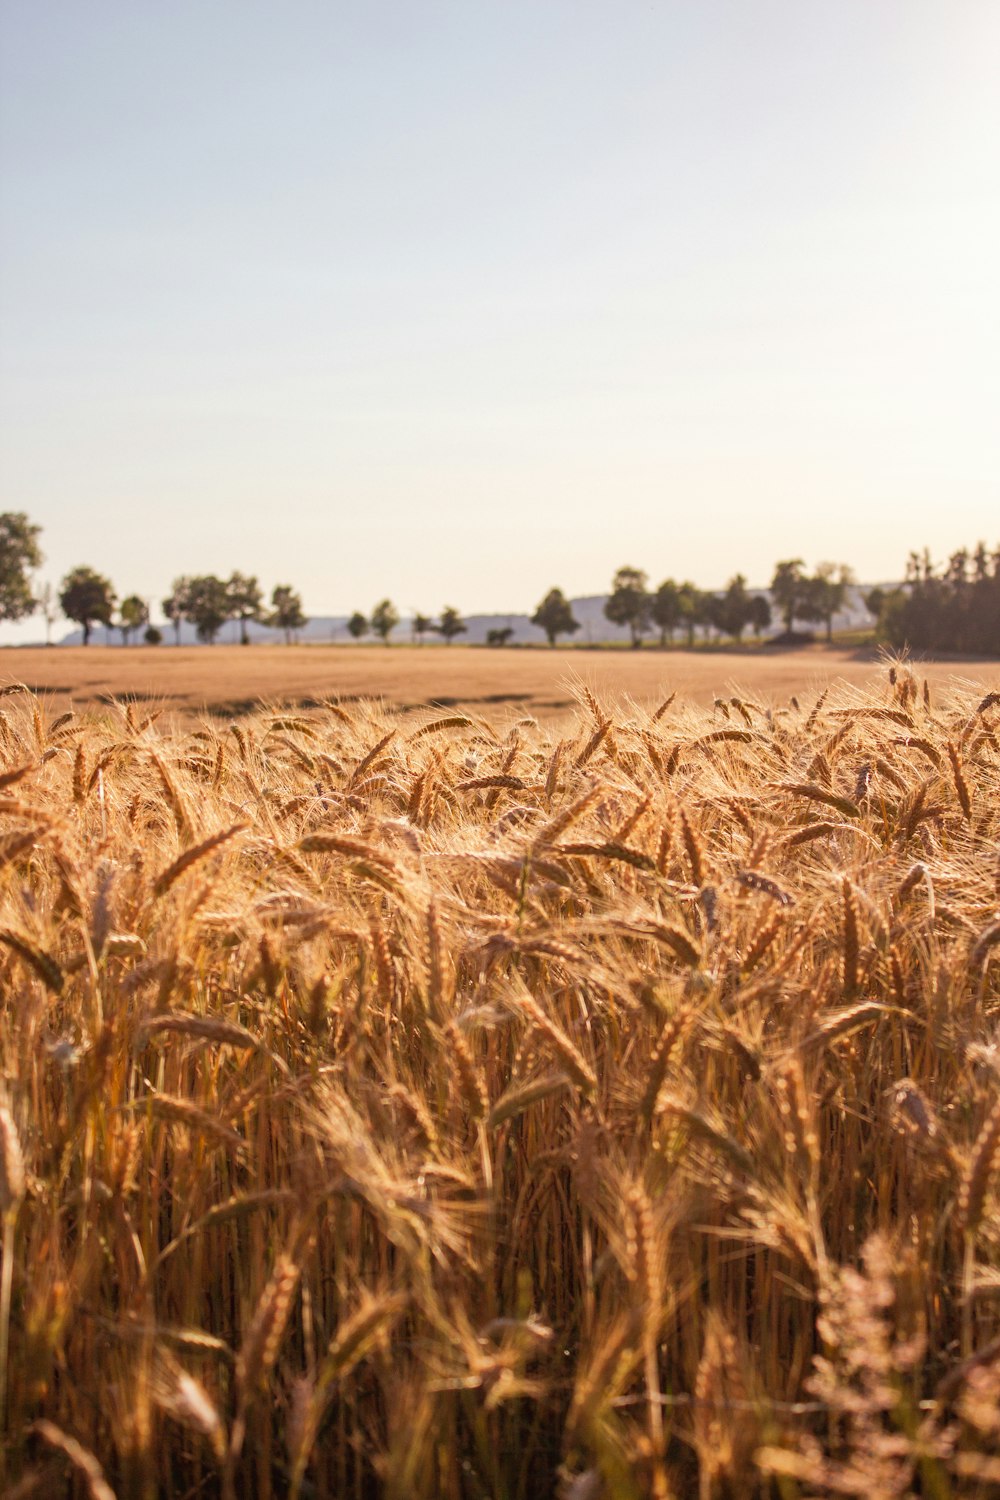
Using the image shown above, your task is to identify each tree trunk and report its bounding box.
[240,618,249,645]
[82,621,91,645]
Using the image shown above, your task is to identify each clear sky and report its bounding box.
[1,1,998,632]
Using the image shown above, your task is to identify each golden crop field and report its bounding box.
[1,664,1000,1497]
[5,641,999,724]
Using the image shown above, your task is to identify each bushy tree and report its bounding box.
[531,588,579,646]
[162,578,191,645]
[808,563,854,642]
[144,624,163,645]
[437,606,466,645]
[770,559,810,634]
[412,612,433,645]
[183,575,230,644]
[59,566,116,645]
[370,598,400,644]
[118,594,149,645]
[748,593,772,639]
[651,579,681,646]
[346,612,369,640]
[227,572,264,645]
[270,585,307,644]
[0,512,43,624]
[874,541,1000,654]
[486,626,514,647]
[604,566,650,647]
[677,582,704,648]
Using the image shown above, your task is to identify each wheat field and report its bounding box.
[1,667,999,1498]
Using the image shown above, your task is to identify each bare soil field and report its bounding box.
[2,642,997,723]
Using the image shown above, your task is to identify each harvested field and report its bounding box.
[2,665,1000,1495]
[2,641,998,723]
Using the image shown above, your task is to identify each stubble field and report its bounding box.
[1,660,1000,1496]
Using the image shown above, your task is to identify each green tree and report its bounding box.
[227,571,264,645]
[604,566,650,647]
[118,594,149,646]
[748,594,772,639]
[718,574,755,642]
[863,587,886,622]
[651,579,681,646]
[0,512,43,624]
[346,611,369,640]
[183,575,230,644]
[808,562,855,642]
[437,606,466,645]
[531,588,579,646]
[412,612,432,645]
[59,566,116,645]
[162,578,191,645]
[770,559,809,635]
[370,598,400,644]
[270,585,307,644]
[676,582,704,648]
[486,626,514,647]
[144,624,163,645]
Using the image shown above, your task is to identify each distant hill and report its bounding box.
[55,586,880,647]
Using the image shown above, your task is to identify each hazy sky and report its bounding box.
[1,1,998,631]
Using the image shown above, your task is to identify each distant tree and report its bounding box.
[227,571,264,645]
[370,598,400,644]
[770,559,810,634]
[651,579,681,646]
[437,606,467,645]
[162,578,191,645]
[715,573,758,642]
[486,626,514,647]
[144,624,163,645]
[118,594,149,645]
[531,588,579,646]
[676,582,704,648]
[0,512,43,624]
[808,562,855,642]
[36,581,59,646]
[863,587,886,622]
[183,575,230,644]
[604,566,650,647]
[412,612,433,645]
[59,566,116,645]
[270,585,307,644]
[748,594,772,639]
[346,611,369,640]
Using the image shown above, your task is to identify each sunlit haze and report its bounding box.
[1,1,998,634]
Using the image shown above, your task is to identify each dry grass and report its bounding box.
[5,641,999,724]
[1,665,1000,1497]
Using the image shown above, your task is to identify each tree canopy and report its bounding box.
[59,566,116,645]
[531,588,579,646]
[437,606,467,644]
[270,585,307,644]
[370,599,400,644]
[0,512,43,623]
[604,566,651,647]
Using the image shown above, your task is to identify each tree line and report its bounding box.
[1,511,997,653]
[864,545,1000,656]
